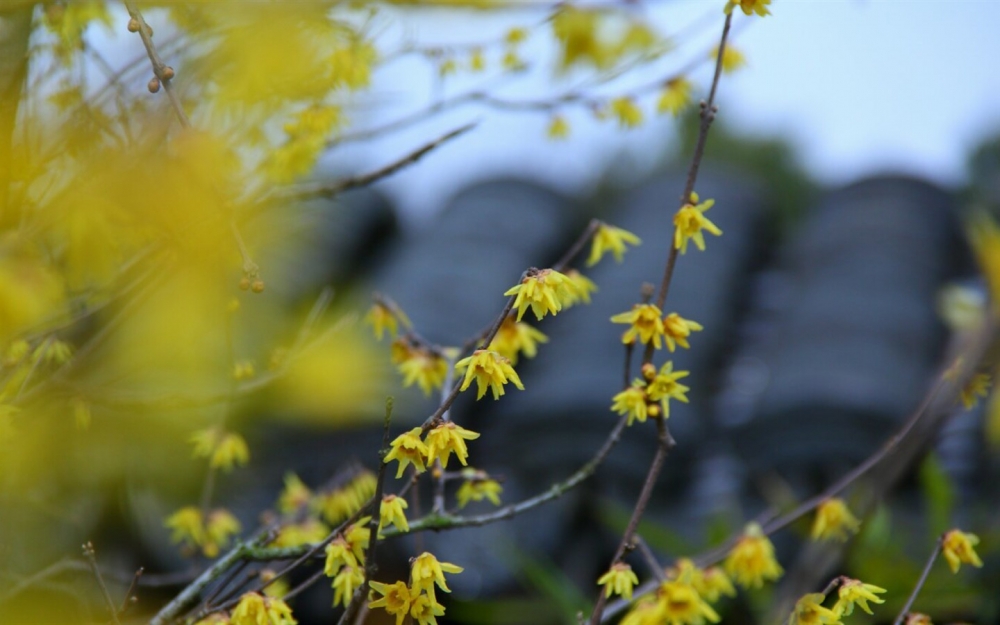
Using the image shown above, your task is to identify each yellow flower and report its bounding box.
[368,581,413,625]
[833,579,886,617]
[425,421,480,468]
[587,223,642,266]
[811,498,861,542]
[502,50,525,71]
[699,567,736,603]
[611,384,649,426]
[232,360,255,380]
[789,593,842,625]
[194,614,231,625]
[456,470,503,508]
[469,48,485,72]
[455,349,524,400]
[384,427,430,478]
[325,536,358,577]
[396,344,449,396]
[656,579,720,625]
[190,428,250,472]
[663,313,703,352]
[277,473,312,514]
[438,58,457,78]
[941,529,983,573]
[504,268,575,321]
[658,77,693,117]
[165,506,204,553]
[548,115,570,140]
[725,0,772,17]
[411,552,463,599]
[715,46,746,73]
[489,317,548,365]
[314,471,376,524]
[725,522,783,589]
[204,509,242,558]
[378,494,409,535]
[231,593,296,625]
[260,568,290,599]
[270,519,328,548]
[410,593,446,625]
[366,302,409,340]
[646,361,690,418]
[610,97,643,129]
[597,562,639,600]
[563,270,598,306]
[674,194,722,254]
[620,596,661,625]
[611,303,667,348]
[345,519,371,563]
[332,565,364,608]
[960,373,991,409]
[506,27,528,44]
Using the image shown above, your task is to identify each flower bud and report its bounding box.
[238,277,251,291]
[127,17,139,32]
[147,77,161,93]
[162,66,175,80]
[251,279,265,294]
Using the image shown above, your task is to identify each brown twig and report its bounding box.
[339,398,394,624]
[82,542,121,625]
[118,567,143,614]
[553,218,601,273]
[123,1,190,128]
[893,539,942,625]
[633,535,666,582]
[588,418,674,624]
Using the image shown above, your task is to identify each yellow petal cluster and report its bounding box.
[456,469,503,508]
[941,529,983,573]
[392,340,449,396]
[788,593,842,625]
[674,194,722,254]
[658,77,693,117]
[833,579,886,617]
[504,269,576,321]
[587,223,642,266]
[725,0,772,17]
[455,349,524,400]
[960,373,991,409]
[489,317,548,364]
[611,303,666,348]
[231,592,295,625]
[810,498,861,542]
[725,522,783,589]
[597,562,639,600]
[378,494,410,535]
[663,313,704,352]
[425,422,480,468]
[190,428,250,472]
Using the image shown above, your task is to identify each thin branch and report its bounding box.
[123,2,190,128]
[893,539,942,625]
[118,567,143,614]
[633,535,666,582]
[339,398,394,624]
[553,218,602,273]
[278,123,476,203]
[82,542,121,625]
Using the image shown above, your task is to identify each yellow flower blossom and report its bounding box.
[502,50,526,71]
[411,552,463,599]
[620,596,661,625]
[611,303,667,348]
[789,593,842,625]
[455,349,524,400]
[656,579,720,625]
[369,581,413,625]
[456,470,503,508]
[410,593,446,625]
[35,339,72,365]
[960,373,991,409]
[425,422,480,468]
[194,614,231,625]
[325,536,358,576]
[489,317,548,364]
[366,302,409,340]
[663,313,704,352]
[345,518,371,563]
[674,194,722,254]
[833,579,886,617]
[610,97,644,129]
[384,427,430,478]
[204,509,242,558]
[232,360,255,380]
[190,428,250,472]
[3,339,29,366]
[563,270,598,306]
[646,361,690,418]
[332,565,364,608]
[716,46,746,74]
[699,567,737,603]
[941,529,983,573]
[725,0,772,17]
[165,506,204,553]
[506,27,528,44]
[438,58,457,77]
[548,115,570,140]
[378,494,409,535]
[270,519,328,548]
[277,473,312,514]
[905,614,933,625]
[597,562,639,600]
[260,568,290,599]
[658,77,693,117]
[725,522,783,589]
[611,384,649,426]
[469,48,485,72]
[811,498,861,542]
[587,223,642,266]
[231,593,296,625]
[504,269,575,321]
[315,471,376,523]
[396,344,449,396]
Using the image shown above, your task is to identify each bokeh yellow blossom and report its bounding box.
[941,529,983,573]
[789,593,842,625]
[588,223,642,266]
[725,0,772,17]
[456,470,503,508]
[725,522,783,589]
[658,77,693,117]
[489,317,548,364]
[811,498,861,542]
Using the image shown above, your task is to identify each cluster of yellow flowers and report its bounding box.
[369,552,463,625]
[612,362,691,424]
[165,507,242,559]
[268,471,375,548]
[190,428,250,472]
[196,591,296,625]
[324,517,373,607]
[788,579,887,625]
[617,558,734,625]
